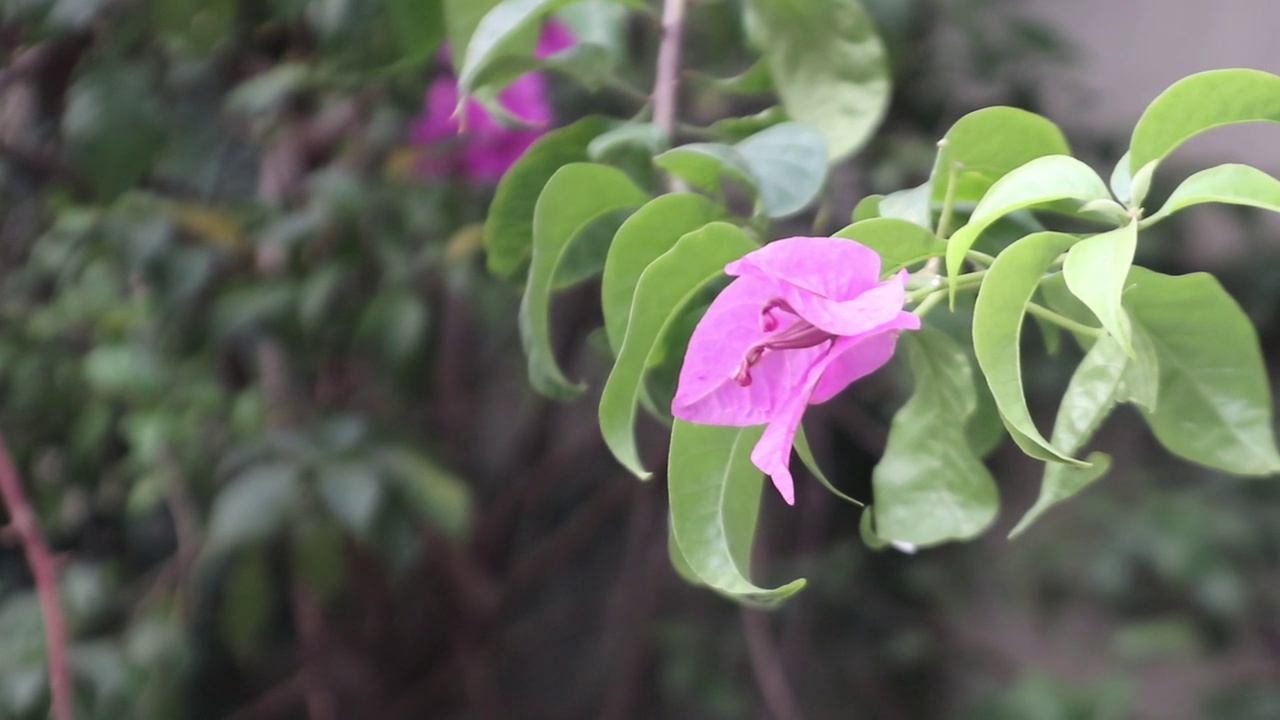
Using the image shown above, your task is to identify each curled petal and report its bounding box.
[726,236,883,302]
[772,271,909,337]
[810,314,919,404]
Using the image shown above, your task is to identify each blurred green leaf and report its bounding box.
[745,0,890,160]
[64,66,168,200]
[377,447,472,539]
[389,0,445,64]
[317,461,384,536]
[206,463,302,553]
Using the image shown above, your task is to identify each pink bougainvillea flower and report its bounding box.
[409,20,576,182]
[672,237,920,505]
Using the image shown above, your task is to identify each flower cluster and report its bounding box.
[672,237,919,504]
[408,22,576,182]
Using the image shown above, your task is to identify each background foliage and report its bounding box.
[1,0,1280,718]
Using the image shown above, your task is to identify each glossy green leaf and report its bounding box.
[668,421,806,604]
[599,223,756,479]
[745,0,890,160]
[1063,223,1139,357]
[519,162,648,399]
[973,231,1090,465]
[668,521,705,586]
[834,217,947,275]
[878,183,932,229]
[946,156,1111,299]
[1143,164,1280,226]
[871,328,999,546]
[1010,334,1129,537]
[1126,268,1280,475]
[553,207,634,289]
[601,194,726,353]
[485,116,611,278]
[734,122,828,217]
[930,107,1070,203]
[1129,69,1280,173]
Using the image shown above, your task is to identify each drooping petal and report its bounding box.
[809,313,919,404]
[726,236,882,302]
[748,345,835,505]
[672,276,824,426]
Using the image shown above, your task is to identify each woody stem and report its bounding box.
[652,0,688,141]
[0,431,74,720]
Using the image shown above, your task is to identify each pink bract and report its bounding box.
[671,237,920,505]
[408,20,576,182]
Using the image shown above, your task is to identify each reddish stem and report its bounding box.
[652,0,688,140]
[0,432,74,720]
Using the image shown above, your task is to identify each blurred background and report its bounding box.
[2,0,1280,718]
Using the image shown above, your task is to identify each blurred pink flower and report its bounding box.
[672,237,920,505]
[409,21,576,182]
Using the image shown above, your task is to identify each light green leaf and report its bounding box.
[1143,164,1280,226]
[946,156,1111,300]
[601,194,726,353]
[859,507,890,550]
[1129,68,1280,173]
[316,462,384,536]
[696,59,774,95]
[444,0,502,69]
[1110,151,1133,204]
[518,163,649,399]
[973,232,1091,465]
[457,0,642,92]
[599,223,756,478]
[834,217,947,275]
[852,194,883,222]
[1119,323,1160,412]
[654,143,755,196]
[1126,268,1280,475]
[668,520,705,586]
[668,421,806,605]
[1010,334,1129,537]
[1063,223,1139,357]
[745,0,890,160]
[878,183,931,229]
[930,106,1070,203]
[485,116,611,278]
[871,328,999,546]
[734,122,828,217]
[206,463,301,553]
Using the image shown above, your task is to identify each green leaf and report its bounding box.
[931,107,1070,204]
[871,328,999,546]
[696,59,774,95]
[734,122,828,217]
[485,116,611,278]
[794,426,862,505]
[1126,268,1280,475]
[63,66,168,200]
[553,207,634,289]
[445,0,506,71]
[1010,334,1130,537]
[1143,164,1280,226]
[457,0,642,93]
[834,217,946,275]
[206,463,301,553]
[316,462,384,536]
[220,552,271,660]
[668,421,806,605]
[878,183,932,229]
[519,163,648,399]
[851,194,883,222]
[745,0,891,160]
[377,447,473,539]
[1062,223,1139,357]
[945,156,1111,300]
[599,223,756,478]
[654,143,754,197]
[668,521,705,586]
[601,194,726,353]
[388,0,445,64]
[1129,69,1280,173]
[972,232,1091,465]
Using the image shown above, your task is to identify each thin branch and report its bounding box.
[0,431,75,720]
[742,608,804,720]
[652,0,688,140]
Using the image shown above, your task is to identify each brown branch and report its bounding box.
[743,608,804,720]
[652,0,688,140]
[0,431,75,720]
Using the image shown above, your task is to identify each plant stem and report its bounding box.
[966,249,996,266]
[911,290,945,318]
[935,162,960,241]
[0,432,74,720]
[906,270,985,303]
[652,0,688,141]
[1026,302,1103,338]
